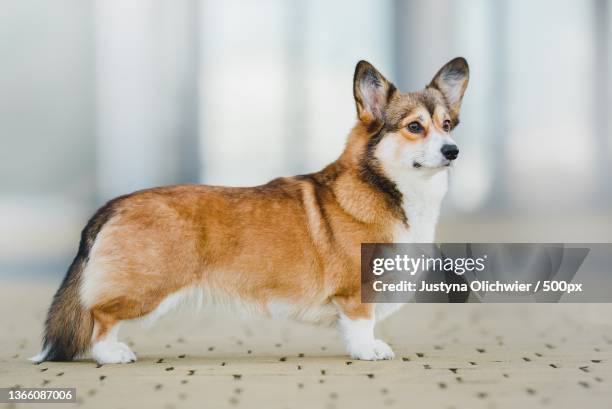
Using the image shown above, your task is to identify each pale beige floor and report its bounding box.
[1,281,611,409]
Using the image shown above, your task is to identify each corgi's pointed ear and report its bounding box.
[353,60,396,127]
[429,57,469,120]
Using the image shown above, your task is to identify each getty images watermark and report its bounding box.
[361,244,612,303]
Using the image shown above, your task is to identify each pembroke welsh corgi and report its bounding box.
[32,57,469,364]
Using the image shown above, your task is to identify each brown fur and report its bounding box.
[85,122,397,340]
[37,57,469,362]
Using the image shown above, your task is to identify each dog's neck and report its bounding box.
[384,165,448,242]
[319,122,448,241]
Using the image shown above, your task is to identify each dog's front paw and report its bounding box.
[347,339,395,361]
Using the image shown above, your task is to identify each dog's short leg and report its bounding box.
[90,310,137,364]
[335,299,394,361]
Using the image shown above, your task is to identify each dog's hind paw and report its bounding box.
[92,341,137,364]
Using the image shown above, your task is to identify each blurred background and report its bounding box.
[1,0,611,279]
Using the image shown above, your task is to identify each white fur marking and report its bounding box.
[267,300,294,319]
[29,345,51,363]
[267,299,338,324]
[375,303,405,322]
[391,168,448,243]
[79,227,114,308]
[91,323,136,364]
[141,283,273,325]
[338,314,394,360]
[140,286,204,327]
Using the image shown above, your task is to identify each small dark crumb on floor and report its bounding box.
[320,369,326,375]
[476,348,485,353]
[233,374,242,380]
[298,353,305,357]
[578,381,590,388]
[526,388,536,395]
[476,392,487,399]
[99,375,106,381]
[416,352,424,358]
[438,382,447,389]
[187,370,196,376]
[157,359,164,364]
[155,384,163,391]
[367,374,374,379]
[345,361,353,365]
[402,357,410,362]
[165,367,174,371]
[522,357,531,362]
[449,368,458,373]
[178,354,186,358]
[279,357,287,362]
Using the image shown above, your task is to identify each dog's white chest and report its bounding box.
[392,170,449,243]
[393,212,438,243]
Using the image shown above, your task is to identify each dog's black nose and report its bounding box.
[441,144,459,160]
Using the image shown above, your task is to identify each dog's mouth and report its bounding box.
[413,160,453,169]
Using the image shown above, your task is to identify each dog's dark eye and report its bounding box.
[442,120,451,132]
[407,122,423,133]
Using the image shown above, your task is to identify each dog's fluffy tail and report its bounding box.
[30,256,93,362]
[31,196,126,363]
